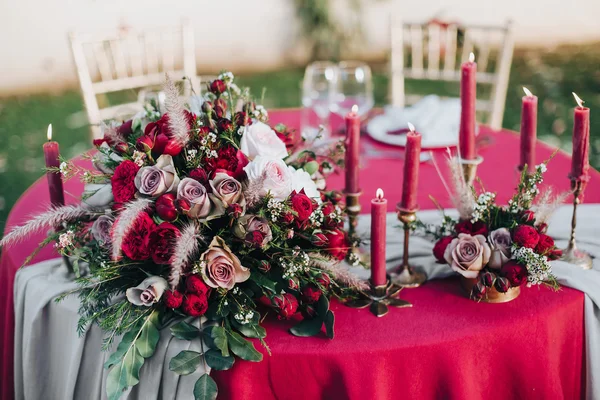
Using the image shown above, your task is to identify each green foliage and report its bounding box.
[170,321,201,340]
[227,330,263,362]
[204,348,235,371]
[169,350,204,376]
[290,294,334,339]
[194,374,218,400]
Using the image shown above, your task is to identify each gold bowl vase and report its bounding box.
[460,277,521,303]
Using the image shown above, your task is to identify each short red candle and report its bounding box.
[370,188,387,286]
[519,88,538,173]
[345,105,361,193]
[459,53,477,160]
[43,124,65,206]
[570,93,590,182]
[400,128,421,211]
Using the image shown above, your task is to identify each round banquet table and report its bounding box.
[2,109,597,400]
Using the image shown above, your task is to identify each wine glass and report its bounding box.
[330,61,374,118]
[301,61,337,140]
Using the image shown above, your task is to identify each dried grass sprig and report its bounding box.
[533,188,570,225]
[0,205,91,249]
[111,198,153,260]
[169,221,203,289]
[164,74,190,149]
[309,255,369,291]
[244,175,267,209]
[447,155,475,220]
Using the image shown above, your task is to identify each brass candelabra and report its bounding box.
[561,179,593,269]
[458,156,484,186]
[391,206,427,287]
[345,277,412,317]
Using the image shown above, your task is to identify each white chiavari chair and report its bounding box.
[390,18,514,129]
[69,21,199,138]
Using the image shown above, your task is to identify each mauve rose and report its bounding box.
[200,236,250,290]
[91,215,113,245]
[240,121,288,160]
[488,228,512,269]
[233,215,273,246]
[135,155,180,197]
[126,276,168,306]
[177,178,224,220]
[244,156,292,201]
[444,233,491,279]
[209,173,245,208]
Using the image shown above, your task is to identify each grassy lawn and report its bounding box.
[1,43,599,235]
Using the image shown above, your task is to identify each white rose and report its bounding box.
[289,166,321,201]
[240,121,288,160]
[244,156,292,200]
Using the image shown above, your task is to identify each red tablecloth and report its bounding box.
[1,109,596,399]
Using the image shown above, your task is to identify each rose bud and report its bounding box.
[472,281,487,300]
[301,304,317,319]
[301,284,322,304]
[189,168,209,185]
[281,212,294,225]
[273,293,299,319]
[227,204,243,219]
[521,210,536,223]
[217,118,233,132]
[202,101,214,114]
[209,79,227,95]
[118,119,134,136]
[215,98,227,112]
[156,193,178,222]
[197,126,210,136]
[494,276,511,293]
[243,101,256,114]
[312,232,328,247]
[234,111,250,126]
[163,290,183,309]
[258,260,271,273]
[176,198,191,214]
[330,190,344,204]
[480,271,495,288]
[286,229,294,239]
[537,223,548,234]
[136,135,154,152]
[288,278,299,290]
[214,105,225,119]
[246,231,266,248]
[317,273,331,288]
[548,248,562,260]
[114,142,129,154]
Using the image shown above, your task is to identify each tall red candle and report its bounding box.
[400,125,421,211]
[459,52,477,160]
[570,93,590,182]
[370,188,387,286]
[519,87,538,173]
[345,105,361,193]
[43,124,65,206]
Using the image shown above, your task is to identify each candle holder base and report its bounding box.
[561,179,594,270]
[344,190,362,239]
[458,156,484,186]
[561,246,593,270]
[391,266,427,288]
[345,278,412,317]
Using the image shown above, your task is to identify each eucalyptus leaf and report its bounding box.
[136,317,160,358]
[169,350,203,376]
[193,374,218,400]
[210,326,230,357]
[106,347,144,400]
[324,310,335,339]
[170,321,201,340]
[204,348,235,371]
[250,270,277,293]
[290,317,323,337]
[227,331,263,362]
[231,320,267,339]
[104,330,136,369]
[316,294,329,317]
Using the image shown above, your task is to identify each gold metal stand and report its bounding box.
[345,278,412,317]
[391,207,427,287]
[458,156,484,186]
[561,179,593,269]
[344,191,361,238]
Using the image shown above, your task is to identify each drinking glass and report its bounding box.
[330,61,374,118]
[301,61,337,140]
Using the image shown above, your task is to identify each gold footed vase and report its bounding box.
[460,277,521,303]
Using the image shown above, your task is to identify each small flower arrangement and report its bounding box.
[422,156,564,301]
[1,73,361,399]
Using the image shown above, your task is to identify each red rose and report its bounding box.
[204,146,248,180]
[149,222,180,264]
[114,142,129,155]
[513,225,540,249]
[312,232,328,247]
[288,278,299,290]
[227,204,243,219]
[433,236,454,263]
[182,293,208,317]
[500,261,528,287]
[455,220,488,236]
[189,168,209,184]
[246,231,266,248]
[118,119,134,136]
[537,223,548,234]
[273,293,299,319]
[273,124,299,149]
[322,202,342,228]
[281,212,294,225]
[156,193,178,222]
[138,112,194,156]
[121,212,155,260]
[209,79,226,95]
[186,274,211,296]
[324,229,349,260]
[163,290,183,309]
[111,160,140,203]
[317,273,331,288]
[234,111,250,126]
[301,285,322,304]
[217,118,233,133]
[290,190,315,224]
[521,210,536,223]
[535,234,556,255]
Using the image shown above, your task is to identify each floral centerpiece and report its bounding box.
[1,73,365,399]
[421,156,564,302]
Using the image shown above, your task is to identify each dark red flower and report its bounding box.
[301,284,322,304]
[317,273,331,288]
[234,111,250,126]
[156,193,178,222]
[273,293,299,319]
[189,168,209,184]
[273,124,300,149]
[182,293,208,317]
[321,202,342,228]
[118,119,134,136]
[163,290,183,309]
[472,281,487,299]
[480,271,495,288]
[548,248,563,260]
[246,231,266,248]
[281,212,294,225]
[455,220,488,236]
[290,190,315,224]
[433,236,454,263]
[186,274,211,296]
[227,204,243,219]
[521,210,536,223]
[288,278,299,290]
[258,260,271,273]
[214,99,228,119]
[209,79,226,95]
[494,276,511,293]
[537,223,548,234]
[217,118,233,133]
[513,225,540,249]
[312,233,328,247]
[149,222,180,264]
[324,229,349,261]
[111,160,140,203]
[536,234,556,255]
[500,261,528,287]
[204,146,247,179]
[137,112,194,157]
[121,212,155,260]
[202,101,214,114]
[114,142,129,155]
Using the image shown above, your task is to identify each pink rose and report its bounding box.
[134,155,180,197]
[126,276,168,306]
[177,178,225,220]
[91,215,113,245]
[488,228,512,269]
[233,215,273,247]
[209,172,245,208]
[200,236,250,290]
[444,233,491,279]
[243,156,292,200]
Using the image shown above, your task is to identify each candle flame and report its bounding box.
[572,92,584,108]
[351,104,358,114]
[47,124,52,141]
[407,122,415,132]
[523,87,533,97]
[469,52,475,63]
[376,188,384,199]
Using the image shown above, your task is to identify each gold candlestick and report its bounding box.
[344,191,362,239]
[458,156,484,186]
[345,277,412,317]
[561,179,593,269]
[391,206,427,287]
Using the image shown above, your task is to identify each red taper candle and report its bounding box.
[459,52,477,160]
[400,123,421,211]
[371,188,387,286]
[519,87,538,173]
[345,105,361,193]
[43,124,65,206]
[570,93,590,182]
